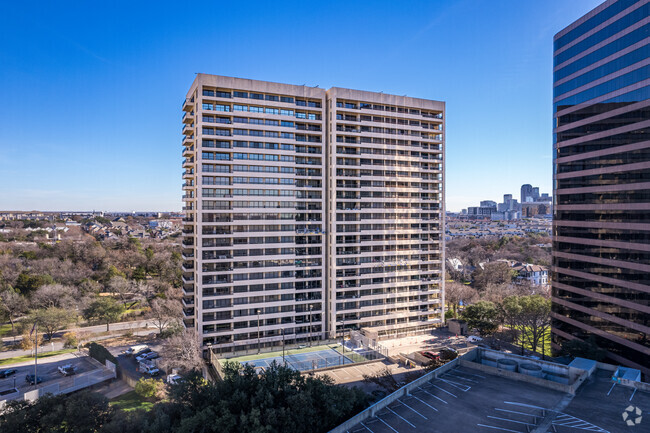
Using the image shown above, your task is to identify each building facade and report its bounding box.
[182,75,445,353]
[552,0,650,375]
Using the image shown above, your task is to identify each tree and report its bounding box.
[445,282,477,318]
[0,391,112,433]
[518,295,551,357]
[471,262,513,290]
[362,367,400,392]
[0,288,27,342]
[462,300,499,336]
[159,329,203,373]
[107,276,134,308]
[83,297,125,331]
[147,298,182,334]
[14,272,53,295]
[29,283,78,310]
[28,307,72,341]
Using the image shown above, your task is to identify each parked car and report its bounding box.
[125,345,148,356]
[136,351,158,362]
[133,348,151,359]
[420,351,440,361]
[140,364,160,376]
[58,364,76,376]
[166,373,182,384]
[466,335,483,343]
[0,369,17,378]
[25,374,43,385]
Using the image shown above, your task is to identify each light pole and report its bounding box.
[281,328,286,366]
[257,309,261,354]
[206,342,212,366]
[308,305,313,347]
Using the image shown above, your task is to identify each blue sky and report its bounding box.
[0,0,602,212]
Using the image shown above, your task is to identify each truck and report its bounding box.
[125,345,148,356]
[139,360,160,376]
[58,364,76,376]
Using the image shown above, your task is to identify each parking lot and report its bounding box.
[0,353,99,395]
[347,365,568,433]
[381,330,476,359]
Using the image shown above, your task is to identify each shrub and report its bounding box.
[62,332,78,349]
[134,378,165,401]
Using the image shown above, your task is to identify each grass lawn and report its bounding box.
[514,327,551,357]
[109,391,154,412]
[222,344,343,364]
[0,348,76,366]
[0,323,13,338]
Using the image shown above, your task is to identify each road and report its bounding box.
[1,319,154,344]
[0,327,158,360]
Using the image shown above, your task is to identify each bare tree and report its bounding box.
[0,289,27,342]
[158,329,203,373]
[107,276,136,308]
[148,298,182,334]
[445,282,478,318]
[30,284,78,310]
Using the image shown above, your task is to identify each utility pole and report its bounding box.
[33,321,38,389]
[257,309,261,354]
[308,305,313,347]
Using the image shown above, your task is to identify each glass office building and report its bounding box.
[552,0,650,375]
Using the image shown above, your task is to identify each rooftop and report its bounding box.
[332,348,650,433]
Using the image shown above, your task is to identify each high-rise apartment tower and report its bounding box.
[552,0,650,375]
[182,75,445,353]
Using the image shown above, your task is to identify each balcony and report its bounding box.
[182,297,195,307]
[182,98,194,112]
[182,158,194,168]
[182,147,194,158]
[182,170,194,180]
[183,111,195,124]
[182,135,195,146]
[182,124,194,136]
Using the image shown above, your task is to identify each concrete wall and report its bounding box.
[328,355,464,433]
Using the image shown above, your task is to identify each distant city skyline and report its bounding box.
[0,0,602,212]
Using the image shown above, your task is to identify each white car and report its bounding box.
[466,335,483,343]
[136,351,158,362]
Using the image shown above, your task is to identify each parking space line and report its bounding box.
[503,401,544,410]
[443,372,478,383]
[360,422,375,433]
[375,416,399,433]
[486,416,535,426]
[494,408,538,419]
[397,400,427,419]
[409,394,438,412]
[417,386,448,404]
[476,424,523,433]
[606,382,616,395]
[385,407,416,428]
[439,378,471,391]
[630,388,637,401]
[432,383,457,398]
[455,370,486,379]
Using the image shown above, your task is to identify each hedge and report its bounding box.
[88,342,118,366]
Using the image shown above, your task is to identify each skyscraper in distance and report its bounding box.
[521,184,533,203]
[181,74,445,353]
[552,0,650,375]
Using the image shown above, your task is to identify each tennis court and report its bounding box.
[227,344,356,372]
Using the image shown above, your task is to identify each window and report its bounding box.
[265,95,279,101]
[280,96,294,103]
[280,109,294,116]
[233,104,248,111]
[250,93,263,100]
[308,101,321,108]
[296,100,307,106]
[281,121,294,127]
[265,107,279,115]
[202,89,215,97]
[216,91,231,98]
[234,91,248,98]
